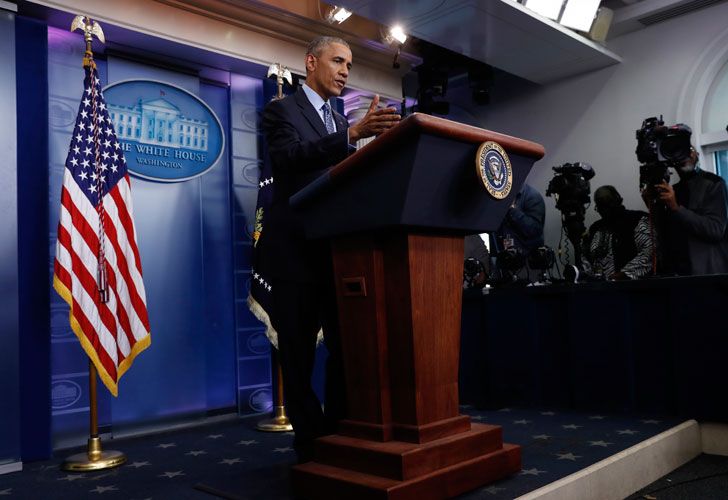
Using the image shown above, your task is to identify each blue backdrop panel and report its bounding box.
[16,15,52,459]
[105,57,212,425]
[238,356,272,388]
[199,81,237,411]
[0,10,21,467]
[237,328,271,358]
[230,73,274,415]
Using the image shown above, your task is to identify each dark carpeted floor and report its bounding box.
[626,454,728,500]
[0,407,693,499]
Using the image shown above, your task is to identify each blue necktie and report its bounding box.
[322,103,336,135]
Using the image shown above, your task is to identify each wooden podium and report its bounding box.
[290,113,545,499]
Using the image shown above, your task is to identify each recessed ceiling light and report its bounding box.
[523,0,564,20]
[560,0,602,32]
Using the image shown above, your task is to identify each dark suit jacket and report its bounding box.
[260,87,350,282]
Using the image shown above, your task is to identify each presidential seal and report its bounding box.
[476,141,513,199]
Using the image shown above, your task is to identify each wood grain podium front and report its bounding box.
[289,114,544,499]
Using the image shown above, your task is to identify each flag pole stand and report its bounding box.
[257,353,292,432]
[62,361,126,471]
[255,64,293,433]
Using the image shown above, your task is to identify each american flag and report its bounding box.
[53,64,151,397]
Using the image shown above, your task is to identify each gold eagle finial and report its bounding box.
[71,15,105,67]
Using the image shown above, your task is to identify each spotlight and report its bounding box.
[386,25,408,45]
[325,6,352,24]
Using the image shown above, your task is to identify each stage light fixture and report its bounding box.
[523,0,564,21]
[325,6,352,24]
[560,0,601,32]
[387,25,408,45]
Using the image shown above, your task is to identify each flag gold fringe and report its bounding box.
[53,274,151,397]
[246,293,323,349]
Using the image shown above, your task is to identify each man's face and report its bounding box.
[677,147,698,175]
[594,192,620,220]
[305,42,352,100]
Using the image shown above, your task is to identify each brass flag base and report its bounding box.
[62,437,127,472]
[256,405,293,432]
[256,356,293,432]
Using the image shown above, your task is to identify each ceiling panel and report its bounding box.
[337,0,622,84]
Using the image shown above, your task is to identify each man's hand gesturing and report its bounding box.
[348,95,401,144]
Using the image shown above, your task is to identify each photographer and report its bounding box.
[583,186,654,280]
[643,137,728,275]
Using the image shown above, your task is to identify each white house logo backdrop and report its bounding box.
[103,80,224,182]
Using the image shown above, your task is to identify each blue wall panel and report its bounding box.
[229,74,275,415]
[0,10,21,467]
[237,328,271,358]
[105,57,208,425]
[199,81,237,411]
[16,14,54,461]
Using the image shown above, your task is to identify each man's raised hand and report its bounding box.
[348,94,401,144]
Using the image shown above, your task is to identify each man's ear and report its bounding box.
[305,54,316,72]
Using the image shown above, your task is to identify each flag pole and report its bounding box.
[255,63,294,433]
[61,15,126,472]
[256,350,292,432]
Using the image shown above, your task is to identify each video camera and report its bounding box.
[545,162,595,271]
[635,116,693,189]
[545,162,595,216]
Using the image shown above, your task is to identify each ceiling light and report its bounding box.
[388,25,408,45]
[560,0,602,32]
[523,0,564,21]
[326,6,352,24]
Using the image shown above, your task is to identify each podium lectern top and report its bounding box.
[291,113,545,239]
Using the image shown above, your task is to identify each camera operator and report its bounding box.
[546,161,594,272]
[642,130,728,275]
[583,185,654,280]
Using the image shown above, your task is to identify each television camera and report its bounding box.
[635,116,692,190]
[545,162,595,268]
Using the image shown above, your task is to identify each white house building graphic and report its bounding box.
[109,98,209,152]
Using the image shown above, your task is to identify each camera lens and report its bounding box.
[660,134,691,161]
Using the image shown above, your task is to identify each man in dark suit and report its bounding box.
[260,36,400,463]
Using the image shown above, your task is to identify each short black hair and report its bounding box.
[306,36,350,57]
[594,185,623,206]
